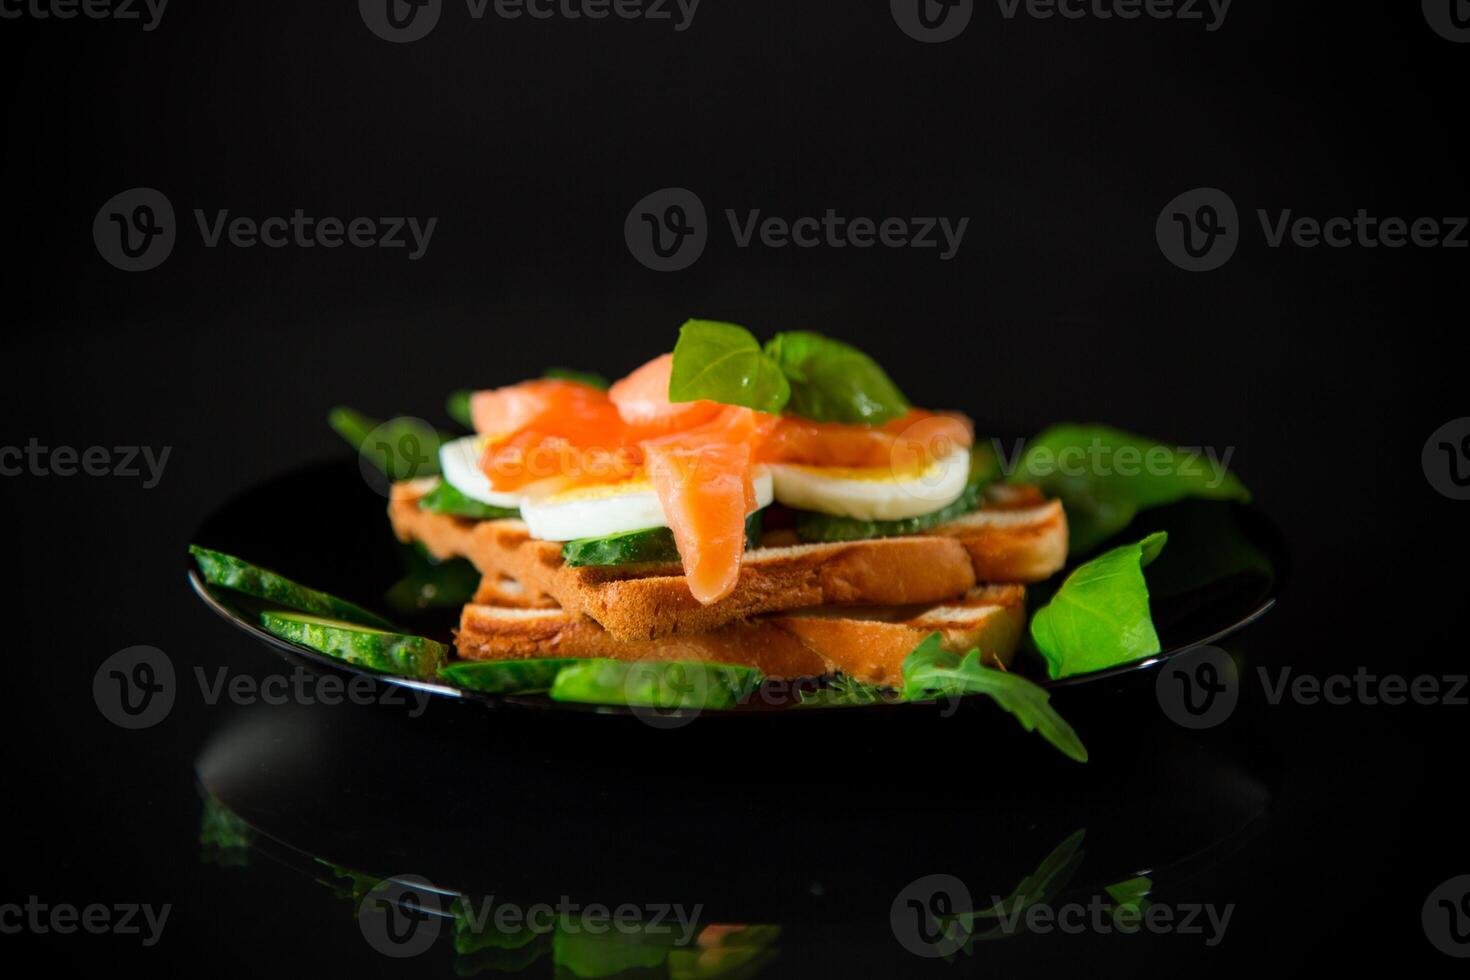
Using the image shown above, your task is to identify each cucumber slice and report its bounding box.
[794,481,984,543]
[794,444,1000,543]
[438,659,580,694]
[549,660,763,709]
[418,480,520,520]
[258,610,447,680]
[190,546,394,629]
[561,509,765,567]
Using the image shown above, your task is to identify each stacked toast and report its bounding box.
[390,479,1067,686]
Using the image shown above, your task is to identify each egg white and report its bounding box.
[438,435,523,508]
[768,445,971,521]
[520,465,774,542]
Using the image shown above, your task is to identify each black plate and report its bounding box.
[188,458,1288,715]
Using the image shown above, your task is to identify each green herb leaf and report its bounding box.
[1029,531,1168,680]
[796,674,899,707]
[900,634,1088,762]
[446,389,474,429]
[418,480,521,520]
[543,367,611,390]
[384,544,480,614]
[549,659,763,710]
[1103,876,1153,917]
[763,330,909,425]
[1011,424,1249,555]
[667,319,791,413]
[327,406,444,482]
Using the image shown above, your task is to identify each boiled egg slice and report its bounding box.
[521,465,774,542]
[768,445,971,521]
[438,435,523,508]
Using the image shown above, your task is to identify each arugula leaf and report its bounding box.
[901,634,1089,763]
[796,674,899,707]
[446,389,474,429]
[327,406,444,482]
[543,367,611,390]
[1029,532,1168,680]
[549,659,763,710]
[763,330,909,425]
[1011,424,1249,555]
[943,829,1087,949]
[668,319,791,413]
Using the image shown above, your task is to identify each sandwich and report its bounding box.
[388,320,1069,686]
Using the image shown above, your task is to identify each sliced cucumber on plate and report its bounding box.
[190,545,394,629]
[258,610,447,680]
[438,658,580,694]
[549,660,763,709]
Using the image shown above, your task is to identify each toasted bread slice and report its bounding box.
[771,584,1025,688]
[456,605,833,680]
[455,584,1026,686]
[392,481,1064,641]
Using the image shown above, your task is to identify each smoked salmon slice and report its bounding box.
[645,441,755,605]
[609,353,723,434]
[759,410,972,469]
[467,367,969,606]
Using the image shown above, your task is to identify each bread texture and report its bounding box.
[391,481,1064,641]
[456,584,1027,685]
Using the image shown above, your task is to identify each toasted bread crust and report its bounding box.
[456,605,832,679]
[391,481,1064,641]
[455,584,1026,685]
[771,584,1025,687]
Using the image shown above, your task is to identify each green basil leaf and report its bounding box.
[667,319,791,413]
[762,330,910,425]
[900,634,1089,763]
[1011,424,1249,555]
[543,367,611,390]
[1029,531,1168,680]
[446,389,474,429]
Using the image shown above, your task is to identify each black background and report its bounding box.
[2,1,1466,975]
